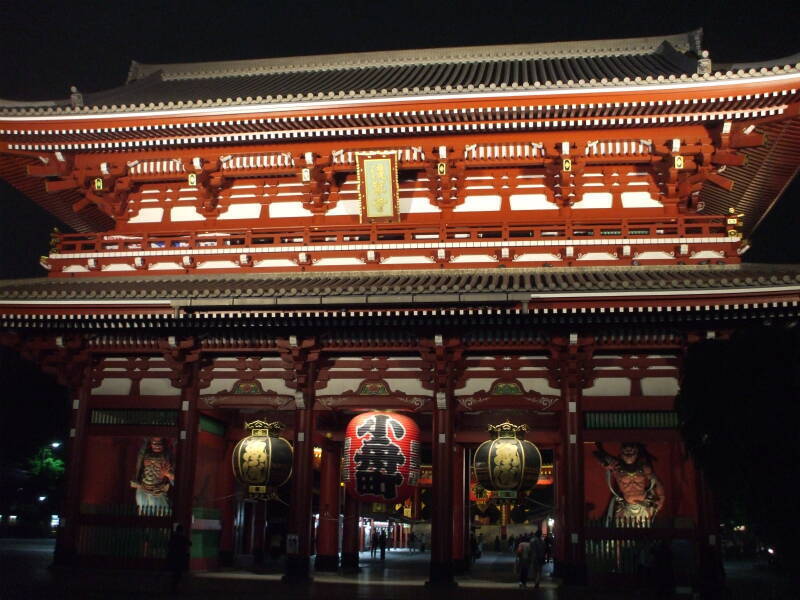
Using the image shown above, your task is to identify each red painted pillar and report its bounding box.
[696,469,724,594]
[451,444,466,573]
[283,366,315,583]
[341,493,360,573]
[218,440,237,566]
[54,371,91,566]
[553,444,567,568]
[175,362,201,553]
[253,500,267,563]
[314,441,341,571]
[554,338,587,584]
[428,393,454,586]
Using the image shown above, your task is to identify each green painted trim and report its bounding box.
[191,529,220,559]
[199,415,225,436]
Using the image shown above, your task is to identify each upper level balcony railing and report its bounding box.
[51,215,730,256]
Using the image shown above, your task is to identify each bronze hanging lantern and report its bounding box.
[473,421,541,501]
[232,420,293,498]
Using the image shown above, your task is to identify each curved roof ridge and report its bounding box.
[129,29,703,83]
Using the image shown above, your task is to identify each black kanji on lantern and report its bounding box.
[353,414,407,499]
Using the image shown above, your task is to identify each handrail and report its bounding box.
[52,215,729,255]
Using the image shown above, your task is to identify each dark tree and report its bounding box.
[675,325,800,563]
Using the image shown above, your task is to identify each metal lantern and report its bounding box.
[473,421,541,498]
[342,411,420,503]
[232,420,293,497]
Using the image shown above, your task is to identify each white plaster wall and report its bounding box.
[453,195,501,212]
[510,194,556,210]
[92,378,132,396]
[170,206,205,222]
[140,378,180,396]
[399,196,441,214]
[641,377,680,396]
[326,199,360,216]
[518,378,561,396]
[219,203,262,220]
[268,201,313,218]
[583,377,631,396]
[128,207,164,224]
[621,191,662,208]
[572,192,612,209]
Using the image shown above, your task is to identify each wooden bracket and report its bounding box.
[418,336,465,393]
[299,154,341,215]
[158,336,201,389]
[424,158,465,209]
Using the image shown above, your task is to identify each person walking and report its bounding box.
[515,536,532,587]
[544,532,554,563]
[529,530,546,588]
[370,531,378,558]
[379,529,387,561]
[166,524,191,593]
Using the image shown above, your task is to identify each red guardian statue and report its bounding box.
[130,437,175,515]
[593,442,664,526]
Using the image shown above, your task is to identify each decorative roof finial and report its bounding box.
[697,50,712,75]
[69,86,84,108]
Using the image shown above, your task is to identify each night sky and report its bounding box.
[0,1,799,458]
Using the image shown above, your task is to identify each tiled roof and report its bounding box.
[1,265,798,306]
[699,117,800,237]
[1,30,798,116]
[0,155,112,233]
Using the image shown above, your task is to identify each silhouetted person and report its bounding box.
[379,529,387,561]
[530,530,546,588]
[515,537,532,587]
[470,534,480,563]
[370,531,378,558]
[544,532,554,563]
[166,525,191,593]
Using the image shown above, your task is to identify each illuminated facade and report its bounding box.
[1,30,799,589]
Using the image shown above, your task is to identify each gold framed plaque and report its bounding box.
[356,151,399,223]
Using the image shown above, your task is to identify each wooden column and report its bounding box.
[53,360,92,566]
[695,463,725,594]
[451,444,467,573]
[252,500,267,564]
[218,440,237,566]
[284,403,314,580]
[553,334,590,584]
[428,392,455,586]
[314,440,341,571]
[174,360,201,543]
[341,493,360,572]
[553,444,568,570]
[412,487,421,520]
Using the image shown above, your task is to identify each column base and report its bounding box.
[52,538,76,567]
[425,560,457,587]
[314,553,339,572]
[452,557,469,574]
[218,550,234,567]
[340,551,361,573]
[282,555,312,584]
[553,560,587,585]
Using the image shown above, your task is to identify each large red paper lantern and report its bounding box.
[343,411,420,503]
